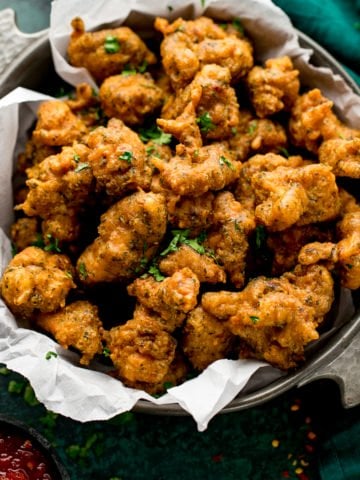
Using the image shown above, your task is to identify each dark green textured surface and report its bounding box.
[0,1,359,479]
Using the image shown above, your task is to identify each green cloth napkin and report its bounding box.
[274,0,360,85]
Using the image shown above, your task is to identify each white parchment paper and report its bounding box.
[0,0,358,431]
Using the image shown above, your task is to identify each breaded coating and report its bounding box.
[234,152,305,211]
[299,211,360,289]
[267,224,334,275]
[181,306,234,371]
[67,17,157,83]
[318,138,360,178]
[18,143,94,219]
[16,139,59,175]
[76,191,167,284]
[99,73,163,126]
[85,118,150,196]
[106,316,176,385]
[152,142,241,196]
[36,300,103,365]
[161,64,240,140]
[41,210,81,244]
[10,217,39,252]
[166,192,214,234]
[228,111,288,162]
[32,100,87,147]
[65,82,103,128]
[155,16,253,90]
[202,264,334,369]
[127,267,200,332]
[205,191,256,288]
[159,244,226,284]
[289,88,359,153]
[246,56,300,117]
[252,164,340,231]
[0,246,75,319]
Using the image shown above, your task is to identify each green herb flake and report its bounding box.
[278,147,290,158]
[255,225,267,249]
[138,60,148,73]
[31,233,45,249]
[219,155,235,170]
[232,17,244,34]
[346,264,353,269]
[11,242,17,257]
[23,384,40,407]
[139,124,172,145]
[74,162,90,173]
[44,234,61,253]
[103,347,111,357]
[163,381,174,390]
[104,36,120,54]
[148,265,165,282]
[78,262,88,280]
[247,121,258,135]
[73,154,81,163]
[8,380,25,394]
[196,111,215,133]
[231,127,238,136]
[45,351,58,360]
[121,65,137,76]
[118,151,133,163]
[249,315,260,324]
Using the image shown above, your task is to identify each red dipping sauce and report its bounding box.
[0,431,54,480]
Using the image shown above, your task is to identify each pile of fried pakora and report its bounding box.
[1,15,359,394]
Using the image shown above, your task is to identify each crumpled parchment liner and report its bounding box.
[0,0,358,431]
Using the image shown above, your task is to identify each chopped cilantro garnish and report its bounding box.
[73,154,81,163]
[45,351,58,360]
[160,229,213,258]
[232,17,244,34]
[118,151,133,163]
[44,234,61,253]
[78,262,88,280]
[219,155,235,170]
[138,60,148,73]
[74,162,90,173]
[11,242,17,257]
[104,36,120,54]
[249,315,260,324]
[148,264,165,282]
[103,347,111,357]
[255,225,267,249]
[32,233,45,249]
[247,121,258,135]
[139,124,172,145]
[196,111,215,133]
[278,147,290,158]
[231,127,238,136]
[121,65,137,76]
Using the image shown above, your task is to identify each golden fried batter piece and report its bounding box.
[127,267,200,332]
[155,16,253,90]
[318,138,360,178]
[234,152,305,211]
[159,244,226,284]
[267,224,334,275]
[161,64,240,140]
[10,218,39,252]
[36,300,103,365]
[166,191,214,234]
[99,73,163,126]
[86,118,150,196]
[202,264,334,369]
[228,110,288,162]
[289,89,360,153]
[18,143,93,221]
[0,247,75,319]
[204,191,256,288]
[106,316,176,386]
[246,56,300,117]
[181,306,234,371]
[41,210,81,245]
[65,82,103,128]
[76,191,167,284]
[67,17,157,83]
[16,139,59,175]
[298,211,360,289]
[32,100,87,147]
[252,164,340,231]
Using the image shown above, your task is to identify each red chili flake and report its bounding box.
[297,473,310,480]
[305,444,315,453]
[212,453,223,463]
[307,431,317,441]
[282,470,290,478]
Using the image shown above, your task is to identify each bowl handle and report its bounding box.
[0,9,47,82]
[298,330,360,408]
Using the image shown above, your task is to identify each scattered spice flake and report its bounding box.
[272,439,280,448]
